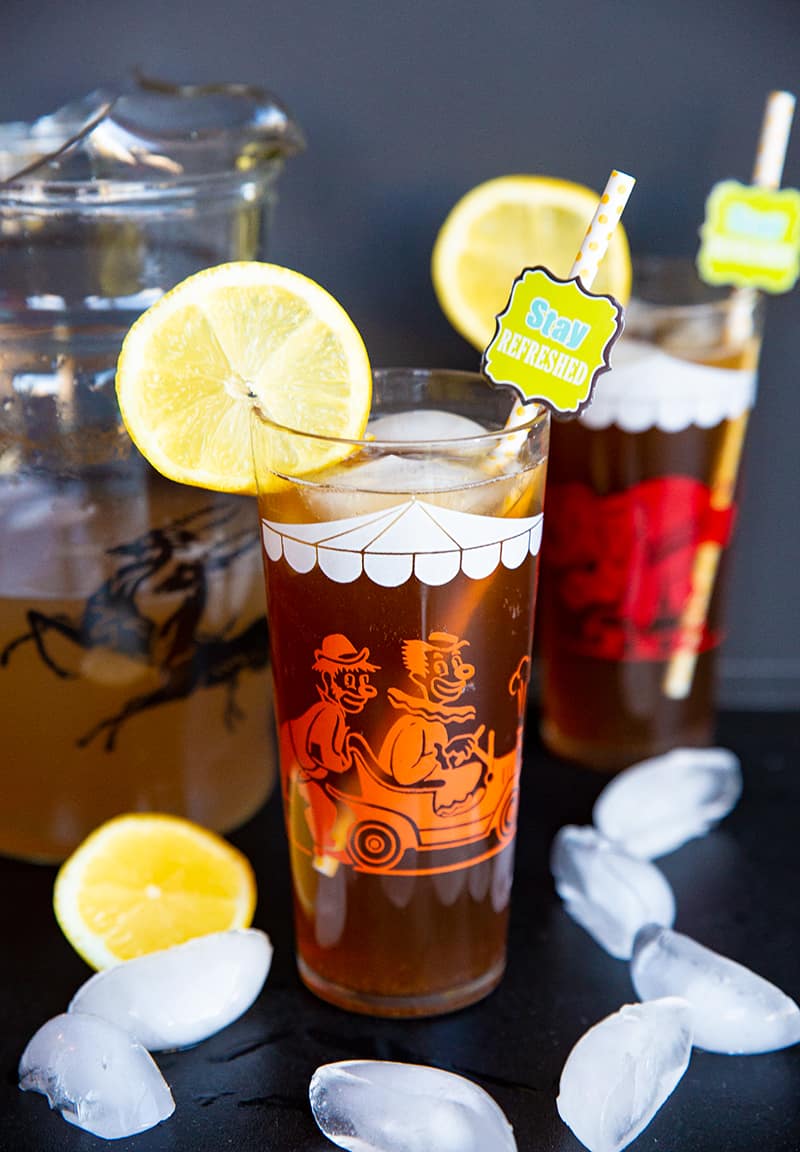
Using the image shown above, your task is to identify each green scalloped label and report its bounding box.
[481,266,623,416]
[698,180,800,293]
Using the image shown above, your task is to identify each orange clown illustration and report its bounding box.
[377,631,491,814]
[280,633,378,870]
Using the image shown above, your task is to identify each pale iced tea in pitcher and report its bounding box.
[0,468,273,860]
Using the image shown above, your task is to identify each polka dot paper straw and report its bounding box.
[752,90,795,189]
[570,169,636,289]
[667,92,795,699]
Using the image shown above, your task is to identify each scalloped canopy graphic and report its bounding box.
[262,500,543,587]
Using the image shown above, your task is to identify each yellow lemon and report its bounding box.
[432,175,632,351]
[287,775,318,918]
[53,813,257,969]
[116,261,372,494]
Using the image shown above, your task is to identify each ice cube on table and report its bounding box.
[593,747,742,859]
[68,929,272,1051]
[309,1059,517,1152]
[19,1013,174,1140]
[631,925,800,1054]
[551,826,675,959]
[557,998,693,1152]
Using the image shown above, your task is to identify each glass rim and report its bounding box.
[251,367,550,451]
[630,254,762,319]
[0,163,283,207]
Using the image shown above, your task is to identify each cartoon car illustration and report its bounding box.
[324,729,519,873]
[282,626,524,877]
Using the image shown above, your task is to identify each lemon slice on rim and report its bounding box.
[116,262,372,494]
[53,813,257,969]
[432,175,632,351]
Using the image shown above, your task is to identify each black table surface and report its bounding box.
[2,710,799,1152]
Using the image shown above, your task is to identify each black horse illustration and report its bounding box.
[1,503,269,750]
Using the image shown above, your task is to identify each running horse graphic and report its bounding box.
[1,503,269,750]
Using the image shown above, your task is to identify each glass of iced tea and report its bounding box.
[253,368,549,1016]
[537,257,763,771]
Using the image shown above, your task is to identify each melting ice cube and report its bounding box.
[302,451,517,521]
[557,998,693,1152]
[309,1060,517,1152]
[298,406,532,521]
[631,925,800,1054]
[593,747,742,859]
[68,929,272,1051]
[19,1013,174,1140]
[322,453,488,494]
[366,410,488,442]
[551,826,675,959]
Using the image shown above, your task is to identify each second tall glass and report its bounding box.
[538,258,763,771]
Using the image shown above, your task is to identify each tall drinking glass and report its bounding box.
[0,94,300,860]
[538,257,763,771]
[253,369,549,1016]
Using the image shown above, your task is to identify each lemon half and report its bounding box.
[432,175,632,351]
[54,813,257,969]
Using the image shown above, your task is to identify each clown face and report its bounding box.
[417,642,475,704]
[322,666,377,713]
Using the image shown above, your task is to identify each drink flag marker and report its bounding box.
[698,91,799,294]
[483,170,634,422]
[665,91,796,700]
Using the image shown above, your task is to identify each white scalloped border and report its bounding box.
[262,500,544,588]
[580,339,758,432]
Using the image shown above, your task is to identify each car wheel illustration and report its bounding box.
[495,785,519,846]
[347,820,404,871]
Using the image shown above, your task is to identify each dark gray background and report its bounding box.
[3,0,799,707]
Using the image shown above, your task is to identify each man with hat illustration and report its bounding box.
[281,633,379,873]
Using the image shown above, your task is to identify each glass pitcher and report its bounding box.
[0,84,303,860]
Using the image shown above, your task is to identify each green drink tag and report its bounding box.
[481,266,624,417]
[697,179,800,293]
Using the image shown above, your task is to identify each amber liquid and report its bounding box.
[538,344,755,771]
[0,473,275,861]
[261,464,545,1016]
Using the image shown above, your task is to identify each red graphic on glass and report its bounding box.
[280,631,524,876]
[543,476,736,661]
